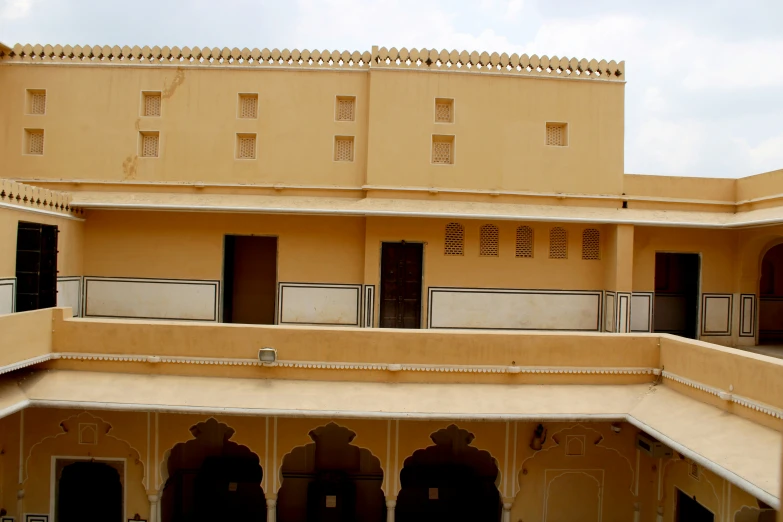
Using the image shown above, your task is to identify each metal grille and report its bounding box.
[28,131,44,155]
[144,94,161,117]
[432,140,452,164]
[582,228,600,260]
[549,227,567,259]
[239,95,257,119]
[546,123,566,146]
[31,93,46,114]
[444,222,464,256]
[336,97,355,121]
[515,226,533,258]
[479,225,499,256]
[141,134,159,157]
[334,137,354,161]
[435,101,452,122]
[237,135,256,159]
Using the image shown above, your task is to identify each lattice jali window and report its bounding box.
[582,228,600,260]
[435,98,454,123]
[236,134,256,159]
[546,122,568,146]
[432,135,454,164]
[549,227,567,259]
[140,132,159,157]
[334,136,354,162]
[479,224,499,257]
[143,92,161,117]
[444,222,464,256]
[515,226,533,258]
[25,129,44,155]
[336,96,356,121]
[238,94,258,119]
[26,89,46,115]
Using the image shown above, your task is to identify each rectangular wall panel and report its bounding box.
[364,285,375,328]
[278,283,362,326]
[0,278,14,315]
[84,277,219,321]
[739,294,755,337]
[616,292,631,333]
[57,276,81,317]
[604,292,615,332]
[630,292,654,333]
[701,293,732,336]
[428,288,602,331]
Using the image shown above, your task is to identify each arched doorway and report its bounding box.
[278,423,385,522]
[396,425,501,522]
[57,460,123,522]
[759,244,783,343]
[161,418,266,522]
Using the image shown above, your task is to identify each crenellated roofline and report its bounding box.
[0,43,625,81]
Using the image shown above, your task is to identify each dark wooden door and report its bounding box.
[380,242,423,329]
[15,221,58,312]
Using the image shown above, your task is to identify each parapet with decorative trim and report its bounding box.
[0,44,624,81]
[0,178,80,216]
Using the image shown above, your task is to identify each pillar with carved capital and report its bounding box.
[148,494,159,522]
[633,502,640,522]
[386,498,396,522]
[655,506,664,522]
[267,496,277,522]
[502,501,512,522]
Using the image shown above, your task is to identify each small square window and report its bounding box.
[142,92,161,117]
[435,98,454,123]
[24,129,45,155]
[334,136,354,162]
[238,94,258,119]
[546,122,568,146]
[140,131,159,157]
[236,133,257,159]
[335,96,356,122]
[432,135,455,165]
[26,89,47,115]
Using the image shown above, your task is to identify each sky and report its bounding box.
[2,0,782,179]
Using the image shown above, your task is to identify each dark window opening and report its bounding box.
[15,221,58,312]
[223,235,277,325]
[675,488,713,522]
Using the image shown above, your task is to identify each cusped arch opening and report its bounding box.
[759,242,783,344]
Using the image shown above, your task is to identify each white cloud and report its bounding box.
[0,0,32,20]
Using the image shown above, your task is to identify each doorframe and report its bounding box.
[220,234,280,325]
[50,456,127,522]
[377,240,427,329]
[653,251,703,340]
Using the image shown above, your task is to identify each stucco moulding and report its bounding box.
[0,179,80,217]
[1,44,625,81]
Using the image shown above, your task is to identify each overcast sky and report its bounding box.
[2,0,781,179]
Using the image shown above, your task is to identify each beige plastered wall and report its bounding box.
[0,409,774,522]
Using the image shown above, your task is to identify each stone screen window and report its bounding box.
[444,222,464,256]
[238,94,258,119]
[335,96,356,122]
[515,226,533,258]
[479,224,499,257]
[546,122,568,147]
[236,133,257,160]
[24,129,44,155]
[26,89,46,115]
[140,131,159,157]
[435,98,454,123]
[549,227,568,259]
[143,92,161,117]
[334,136,354,162]
[432,135,455,165]
[581,229,600,260]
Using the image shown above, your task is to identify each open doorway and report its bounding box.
[223,235,277,324]
[57,459,123,522]
[653,253,700,339]
[15,221,58,312]
[675,489,713,522]
[759,243,783,343]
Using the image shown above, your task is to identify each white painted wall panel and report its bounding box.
[604,293,615,332]
[279,283,361,326]
[0,279,14,315]
[429,289,601,330]
[702,294,732,335]
[84,277,218,321]
[57,277,81,316]
[630,293,653,332]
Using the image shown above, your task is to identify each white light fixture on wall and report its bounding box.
[258,347,277,365]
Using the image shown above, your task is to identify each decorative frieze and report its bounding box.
[0,178,78,216]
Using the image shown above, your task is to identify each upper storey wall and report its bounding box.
[0,45,626,195]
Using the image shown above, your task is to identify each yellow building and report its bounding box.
[0,42,781,522]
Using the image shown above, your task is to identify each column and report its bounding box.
[148,494,159,522]
[266,496,277,522]
[502,502,512,522]
[386,498,396,522]
[605,224,635,332]
[633,502,640,522]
